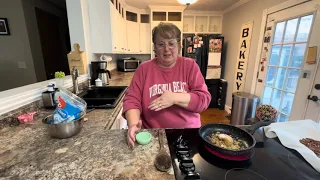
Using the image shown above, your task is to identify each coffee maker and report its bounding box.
[91,61,111,85]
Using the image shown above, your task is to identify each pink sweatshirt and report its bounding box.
[123,56,211,129]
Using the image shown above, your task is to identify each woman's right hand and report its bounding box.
[127,120,142,148]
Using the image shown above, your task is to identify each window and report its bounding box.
[262,15,313,122]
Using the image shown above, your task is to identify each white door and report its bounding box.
[255,0,320,122]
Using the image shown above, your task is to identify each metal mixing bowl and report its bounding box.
[42,114,84,139]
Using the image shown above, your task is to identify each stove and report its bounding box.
[165,128,320,180]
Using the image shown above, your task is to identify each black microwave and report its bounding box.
[117,58,141,72]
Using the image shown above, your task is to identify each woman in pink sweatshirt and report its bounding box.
[123,22,211,147]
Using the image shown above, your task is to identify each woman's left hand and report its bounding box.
[148,87,175,111]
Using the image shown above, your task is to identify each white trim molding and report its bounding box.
[223,0,251,14]
[225,105,232,114]
[250,9,268,94]
[0,75,88,116]
[184,10,223,16]
[267,0,311,14]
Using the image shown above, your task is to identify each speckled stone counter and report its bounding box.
[0,124,174,180]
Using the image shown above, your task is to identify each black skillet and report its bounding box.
[198,120,274,156]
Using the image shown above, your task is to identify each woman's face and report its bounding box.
[154,34,179,67]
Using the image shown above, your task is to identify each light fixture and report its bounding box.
[177,0,197,6]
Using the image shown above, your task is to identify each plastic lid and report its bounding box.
[232,92,259,99]
[95,78,102,82]
[136,132,152,145]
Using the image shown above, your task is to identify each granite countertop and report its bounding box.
[0,71,175,179]
[0,125,174,179]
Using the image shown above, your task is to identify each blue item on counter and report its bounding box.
[52,89,85,124]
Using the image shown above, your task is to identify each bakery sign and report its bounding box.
[233,21,253,92]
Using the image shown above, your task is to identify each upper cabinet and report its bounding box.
[88,2,222,54]
[149,6,186,58]
[140,14,151,54]
[126,11,139,53]
[89,0,151,54]
[183,15,222,34]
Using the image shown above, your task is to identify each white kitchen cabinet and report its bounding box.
[111,3,120,52]
[121,17,127,52]
[88,0,114,53]
[182,15,222,34]
[139,23,151,54]
[126,21,140,53]
[88,0,127,53]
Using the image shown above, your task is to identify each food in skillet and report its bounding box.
[300,138,320,156]
[207,132,248,150]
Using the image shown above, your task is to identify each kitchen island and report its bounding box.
[0,71,176,180]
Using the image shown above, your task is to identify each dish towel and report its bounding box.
[264,120,320,173]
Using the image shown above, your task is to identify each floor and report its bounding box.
[200,108,230,125]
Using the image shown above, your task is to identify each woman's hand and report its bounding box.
[127,120,142,148]
[148,87,175,111]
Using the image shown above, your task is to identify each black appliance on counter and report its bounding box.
[90,61,111,85]
[166,128,320,180]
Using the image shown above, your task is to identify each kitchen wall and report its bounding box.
[22,0,70,82]
[0,0,37,92]
[222,0,287,108]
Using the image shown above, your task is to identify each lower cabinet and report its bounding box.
[206,79,220,108]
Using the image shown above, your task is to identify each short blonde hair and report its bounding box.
[152,22,181,47]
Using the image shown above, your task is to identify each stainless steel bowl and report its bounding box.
[42,115,84,139]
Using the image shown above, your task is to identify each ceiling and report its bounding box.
[124,0,241,11]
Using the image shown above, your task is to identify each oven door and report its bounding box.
[124,60,140,71]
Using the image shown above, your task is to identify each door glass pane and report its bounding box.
[280,92,294,114]
[296,15,313,42]
[271,89,282,109]
[270,45,280,65]
[278,113,289,122]
[283,18,298,43]
[279,45,292,66]
[262,87,273,104]
[266,67,277,86]
[275,68,286,89]
[285,69,300,92]
[290,43,306,68]
[273,21,286,43]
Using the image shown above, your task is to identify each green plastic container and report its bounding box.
[136,131,152,145]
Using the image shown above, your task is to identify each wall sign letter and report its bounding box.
[233,22,253,92]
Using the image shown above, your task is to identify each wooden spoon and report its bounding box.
[154,130,172,172]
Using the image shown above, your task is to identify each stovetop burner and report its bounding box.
[166,128,320,180]
[225,168,267,180]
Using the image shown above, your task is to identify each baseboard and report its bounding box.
[225,105,231,114]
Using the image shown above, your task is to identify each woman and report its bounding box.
[123,22,211,147]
